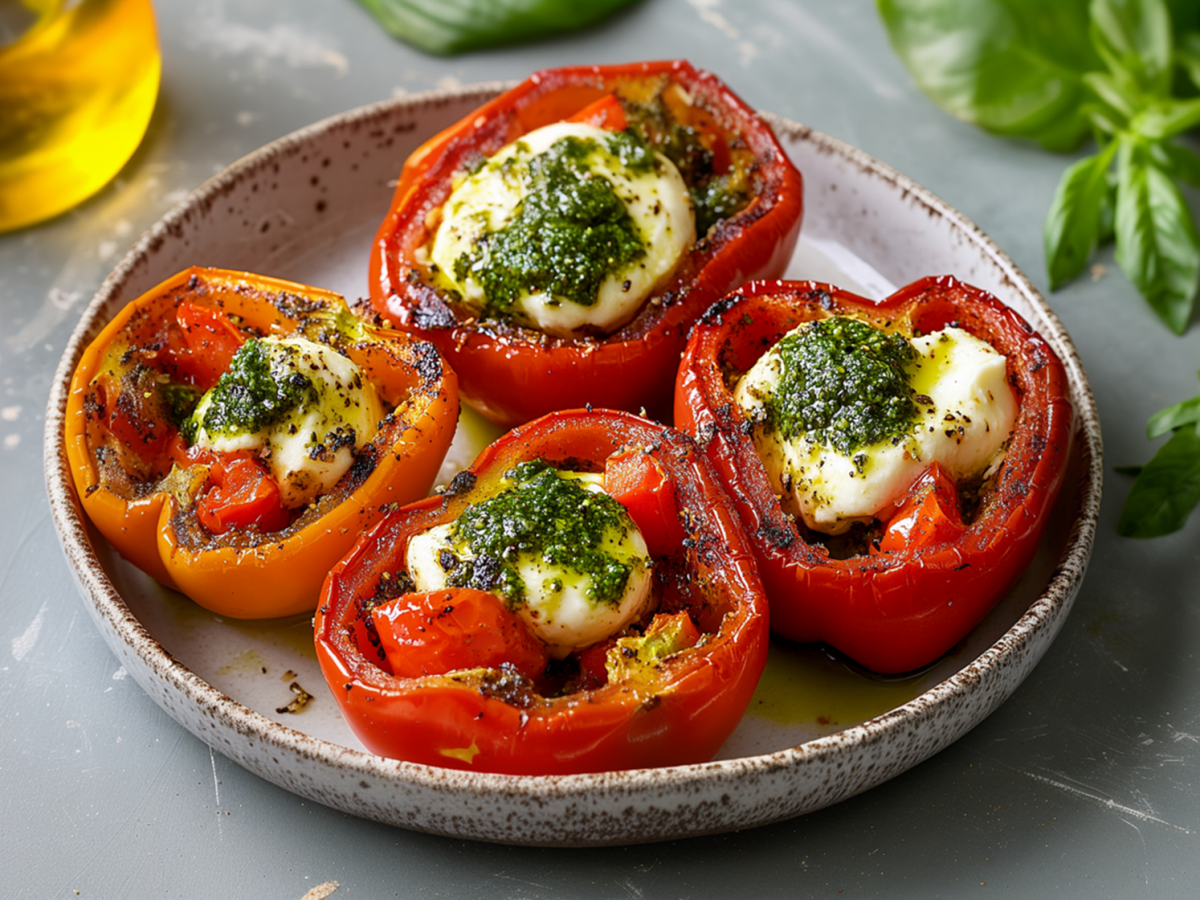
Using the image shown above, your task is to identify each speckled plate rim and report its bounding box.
[44,84,1102,847]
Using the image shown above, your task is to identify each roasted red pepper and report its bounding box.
[64,267,459,619]
[368,60,803,427]
[314,410,769,774]
[675,277,1074,673]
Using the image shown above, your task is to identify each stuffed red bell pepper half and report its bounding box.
[314,409,769,774]
[368,60,803,427]
[675,277,1074,674]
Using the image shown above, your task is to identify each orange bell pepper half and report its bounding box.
[63,266,459,619]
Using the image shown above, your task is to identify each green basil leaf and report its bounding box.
[1117,424,1200,537]
[1034,110,1106,152]
[876,0,1096,149]
[1097,170,1117,243]
[1147,398,1200,436]
[1082,70,1138,124]
[1089,0,1173,96]
[1154,141,1200,188]
[1081,100,1128,139]
[1147,385,1200,437]
[354,0,640,55]
[1133,97,1200,139]
[1044,142,1119,289]
[1179,31,1200,92]
[1114,136,1200,333]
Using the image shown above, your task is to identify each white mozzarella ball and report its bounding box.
[734,324,1016,534]
[191,336,384,508]
[427,121,695,337]
[406,471,655,659]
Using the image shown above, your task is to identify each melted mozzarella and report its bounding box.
[427,121,695,337]
[192,336,384,508]
[734,325,1017,534]
[406,472,655,659]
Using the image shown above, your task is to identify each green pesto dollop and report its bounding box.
[622,101,753,236]
[161,383,201,437]
[766,317,919,456]
[689,179,747,235]
[184,338,317,443]
[452,134,649,312]
[443,460,635,606]
[604,129,658,175]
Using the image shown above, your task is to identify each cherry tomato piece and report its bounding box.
[604,447,688,557]
[171,301,245,386]
[195,456,291,535]
[371,589,549,681]
[876,463,966,555]
[565,92,628,130]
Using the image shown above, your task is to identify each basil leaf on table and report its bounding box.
[1114,136,1200,334]
[878,0,1200,334]
[355,0,640,55]
[1147,383,1200,436]
[1090,0,1173,95]
[1045,141,1119,289]
[876,0,1098,150]
[1118,423,1200,537]
[1121,373,1200,537]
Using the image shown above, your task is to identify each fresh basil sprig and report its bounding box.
[878,0,1200,334]
[1118,373,1200,537]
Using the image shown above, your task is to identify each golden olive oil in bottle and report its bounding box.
[0,0,160,232]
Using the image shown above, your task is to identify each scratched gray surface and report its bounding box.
[3,0,1199,897]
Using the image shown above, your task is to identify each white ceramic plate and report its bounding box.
[44,86,1102,847]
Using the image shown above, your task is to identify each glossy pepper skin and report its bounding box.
[63,267,459,619]
[675,277,1074,674]
[314,409,770,775]
[368,60,804,428]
